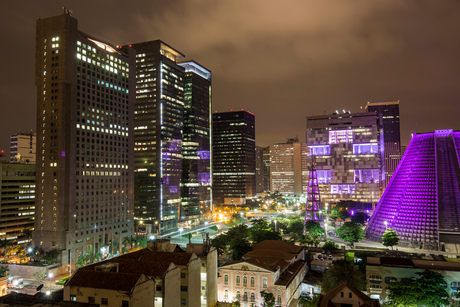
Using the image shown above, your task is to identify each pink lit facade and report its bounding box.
[365,130,460,251]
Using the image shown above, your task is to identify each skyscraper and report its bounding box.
[212,111,255,205]
[306,112,381,205]
[269,138,308,195]
[34,12,135,263]
[126,40,185,234]
[366,129,460,251]
[255,146,264,194]
[177,61,212,225]
[365,101,401,190]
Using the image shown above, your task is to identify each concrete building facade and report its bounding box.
[33,12,135,264]
[269,138,308,195]
[10,132,36,164]
[306,112,381,205]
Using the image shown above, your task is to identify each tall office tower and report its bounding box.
[263,146,271,192]
[366,130,460,251]
[34,12,135,264]
[270,138,308,195]
[10,131,36,164]
[177,61,212,226]
[255,146,264,194]
[212,111,255,205]
[306,112,381,205]
[366,101,401,190]
[0,163,35,244]
[126,40,185,234]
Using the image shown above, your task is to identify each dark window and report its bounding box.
[156,285,162,291]
[88,296,95,303]
[101,298,108,305]
[122,300,129,307]
[181,273,186,278]
[349,292,352,298]
[341,292,344,297]
[181,286,188,291]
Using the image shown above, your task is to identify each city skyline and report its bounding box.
[1,1,460,152]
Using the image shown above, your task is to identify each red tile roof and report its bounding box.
[67,270,144,292]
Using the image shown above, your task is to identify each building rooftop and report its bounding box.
[317,282,380,307]
[367,256,460,272]
[67,270,145,292]
[250,240,304,255]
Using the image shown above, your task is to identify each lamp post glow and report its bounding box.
[48,272,53,293]
[384,221,388,230]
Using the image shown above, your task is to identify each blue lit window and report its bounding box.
[331,184,355,194]
[309,145,330,155]
[353,143,378,154]
[317,170,331,183]
[354,169,379,183]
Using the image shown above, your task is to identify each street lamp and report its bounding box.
[384,221,388,230]
[48,272,53,293]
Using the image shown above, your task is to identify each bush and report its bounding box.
[322,241,339,251]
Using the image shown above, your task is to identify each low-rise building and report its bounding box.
[317,282,380,307]
[366,256,460,302]
[65,248,202,307]
[217,240,307,307]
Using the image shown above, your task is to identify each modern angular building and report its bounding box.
[125,40,185,235]
[177,61,212,226]
[34,12,135,263]
[0,163,35,244]
[263,146,271,192]
[366,101,401,190]
[269,138,308,195]
[306,112,382,205]
[10,131,36,164]
[212,111,255,205]
[366,129,460,251]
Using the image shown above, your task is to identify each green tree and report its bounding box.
[226,213,245,227]
[260,290,276,307]
[42,249,60,265]
[33,269,47,281]
[299,293,320,307]
[330,207,349,225]
[228,237,251,260]
[381,228,399,250]
[211,233,229,255]
[351,212,369,225]
[336,222,364,247]
[322,241,339,251]
[321,259,365,293]
[304,220,325,236]
[387,270,449,307]
[231,301,241,307]
[0,266,8,277]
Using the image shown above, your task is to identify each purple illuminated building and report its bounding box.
[304,163,323,222]
[365,130,460,251]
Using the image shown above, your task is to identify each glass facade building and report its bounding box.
[126,40,185,235]
[366,101,401,190]
[177,61,212,225]
[212,111,255,205]
[306,112,382,205]
[34,12,135,263]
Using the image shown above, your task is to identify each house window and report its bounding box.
[243,276,247,286]
[263,277,268,288]
[250,292,255,302]
[181,286,188,291]
[277,295,281,305]
[224,274,229,285]
[341,292,344,297]
[122,301,129,307]
[236,275,241,285]
[70,295,76,301]
[250,276,255,287]
[88,297,95,303]
[349,293,352,298]
[101,298,108,305]
[224,289,229,300]
[181,273,186,278]
[243,292,248,302]
[236,291,241,300]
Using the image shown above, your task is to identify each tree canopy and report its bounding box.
[321,259,365,293]
[304,220,325,237]
[381,228,399,250]
[351,211,369,225]
[260,290,276,307]
[387,270,449,307]
[336,221,364,246]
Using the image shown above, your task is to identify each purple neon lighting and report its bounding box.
[305,164,323,223]
[353,143,378,154]
[310,145,331,156]
[365,130,460,249]
[331,184,355,194]
[197,150,210,160]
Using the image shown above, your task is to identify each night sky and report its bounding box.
[1,0,459,153]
